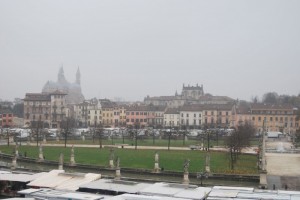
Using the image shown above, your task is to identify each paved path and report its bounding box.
[265,137,300,190]
[20,142,257,154]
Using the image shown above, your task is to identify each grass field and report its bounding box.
[0,144,258,174]
[43,137,259,148]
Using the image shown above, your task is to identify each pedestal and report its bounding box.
[81,135,85,141]
[259,170,268,189]
[70,155,76,166]
[38,153,44,162]
[58,164,63,170]
[154,162,160,173]
[109,160,114,168]
[11,157,17,169]
[115,169,121,180]
[56,136,60,142]
[205,165,210,173]
[182,172,189,185]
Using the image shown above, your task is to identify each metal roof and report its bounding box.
[80,179,151,194]
[139,182,208,199]
[0,171,46,182]
[27,170,101,191]
[18,188,109,200]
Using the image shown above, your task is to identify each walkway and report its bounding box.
[265,137,300,190]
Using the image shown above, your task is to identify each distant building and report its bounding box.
[23,91,68,129]
[0,109,14,128]
[234,102,300,134]
[42,66,84,104]
[144,84,234,108]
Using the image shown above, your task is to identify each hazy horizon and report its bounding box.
[1,0,300,102]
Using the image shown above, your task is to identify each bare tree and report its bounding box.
[224,121,256,170]
[60,117,76,148]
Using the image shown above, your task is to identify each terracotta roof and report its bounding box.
[180,104,233,112]
[251,103,294,110]
[145,96,177,101]
[165,108,180,114]
[24,93,51,101]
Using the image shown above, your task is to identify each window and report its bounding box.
[186,113,189,117]
[226,112,228,116]
[194,114,196,117]
[144,119,147,122]
[258,117,261,121]
[181,113,183,117]
[270,117,273,121]
[252,117,255,121]
[199,114,201,117]
[131,119,134,122]
[205,111,207,115]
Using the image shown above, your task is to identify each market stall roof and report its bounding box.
[107,193,188,200]
[27,170,101,191]
[80,179,151,194]
[18,188,109,200]
[139,182,210,199]
[0,171,46,183]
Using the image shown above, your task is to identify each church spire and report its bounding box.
[58,65,66,83]
[76,66,81,85]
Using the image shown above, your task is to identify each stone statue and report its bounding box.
[38,144,44,161]
[14,144,19,157]
[109,148,115,160]
[70,145,76,166]
[59,153,64,170]
[115,156,120,169]
[205,153,210,173]
[183,159,190,173]
[155,151,159,163]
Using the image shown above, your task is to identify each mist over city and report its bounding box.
[0,0,300,102]
[1,1,300,199]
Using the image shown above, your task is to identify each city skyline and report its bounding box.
[1,0,300,102]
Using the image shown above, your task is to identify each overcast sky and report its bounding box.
[0,0,300,102]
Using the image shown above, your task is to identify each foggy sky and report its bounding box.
[1,0,300,102]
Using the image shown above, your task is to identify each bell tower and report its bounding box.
[76,67,81,85]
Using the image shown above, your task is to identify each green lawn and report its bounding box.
[44,137,259,148]
[0,145,258,174]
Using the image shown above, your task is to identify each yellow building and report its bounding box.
[235,103,299,134]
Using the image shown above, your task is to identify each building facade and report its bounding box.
[0,109,14,128]
[23,91,67,129]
